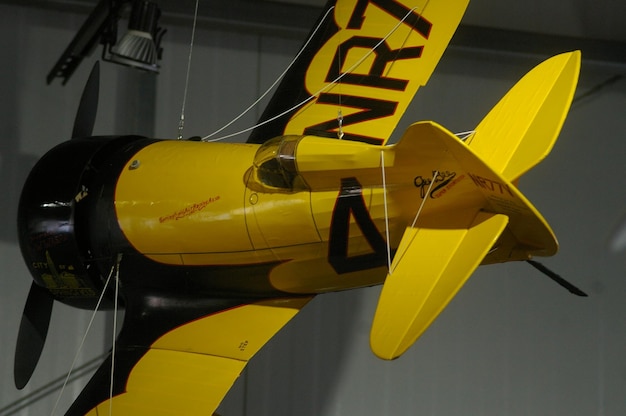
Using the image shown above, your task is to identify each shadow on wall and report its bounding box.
[0,10,39,245]
[217,289,367,416]
[0,152,39,244]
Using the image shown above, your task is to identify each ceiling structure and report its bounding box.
[5,0,626,67]
[268,0,626,41]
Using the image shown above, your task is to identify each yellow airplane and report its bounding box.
[14,0,586,414]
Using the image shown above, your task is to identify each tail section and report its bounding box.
[369,52,582,360]
[467,51,581,181]
[247,0,469,145]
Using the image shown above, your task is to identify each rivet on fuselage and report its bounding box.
[249,193,258,205]
[129,160,140,170]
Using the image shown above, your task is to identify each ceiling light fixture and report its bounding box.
[104,0,165,73]
[47,0,165,85]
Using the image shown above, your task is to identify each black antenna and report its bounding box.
[526,260,588,297]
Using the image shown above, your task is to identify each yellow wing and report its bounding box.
[248,0,469,145]
[67,297,312,415]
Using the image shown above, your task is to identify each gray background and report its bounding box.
[1,0,625,414]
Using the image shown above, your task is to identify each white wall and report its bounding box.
[1,2,625,415]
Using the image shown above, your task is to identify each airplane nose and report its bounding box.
[17,137,118,309]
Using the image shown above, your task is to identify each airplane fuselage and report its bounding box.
[18,135,417,310]
[19,118,561,313]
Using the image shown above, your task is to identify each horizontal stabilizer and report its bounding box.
[370,212,508,360]
[467,51,581,181]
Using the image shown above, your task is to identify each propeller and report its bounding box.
[71,61,100,139]
[14,282,54,389]
[526,259,588,297]
[15,62,101,389]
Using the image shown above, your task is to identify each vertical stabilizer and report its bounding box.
[466,51,581,181]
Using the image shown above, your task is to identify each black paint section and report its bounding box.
[325,36,423,91]
[303,94,397,144]
[328,177,388,274]
[247,0,432,145]
[247,0,339,144]
[348,0,432,38]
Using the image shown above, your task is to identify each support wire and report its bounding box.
[49,255,121,416]
[201,5,422,142]
[177,0,201,139]
[380,150,392,272]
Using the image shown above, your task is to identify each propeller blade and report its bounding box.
[71,61,100,139]
[526,260,588,297]
[14,281,54,389]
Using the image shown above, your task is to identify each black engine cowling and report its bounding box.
[17,136,151,310]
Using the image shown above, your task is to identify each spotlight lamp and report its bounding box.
[47,0,166,85]
[104,1,166,72]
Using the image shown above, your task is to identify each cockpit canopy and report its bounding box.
[252,135,306,191]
